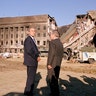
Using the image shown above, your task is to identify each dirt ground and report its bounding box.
[0,57,96,96]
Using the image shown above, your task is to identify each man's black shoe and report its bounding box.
[24,91,31,95]
[24,91,34,96]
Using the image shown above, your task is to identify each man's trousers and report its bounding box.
[24,66,37,96]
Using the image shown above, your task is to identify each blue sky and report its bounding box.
[0,0,96,26]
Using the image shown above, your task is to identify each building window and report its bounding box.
[21,34,23,38]
[11,34,13,38]
[15,49,17,53]
[11,40,13,45]
[10,27,13,31]
[20,49,23,53]
[5,28,8,32]
[1,34,3,39]
[6,41,8,45]
[43,26,46,30]
[6,34,8,39]
[37,33,40,37]
[21,27,24,31]
[21,40,23,45]
[0,28,3,32]
[43,41,46,45]
[16,40,18,44]
[15,27,18,32]
[37,26,40,30]
[43,33,46,37]
[1,41,3,45]
[25,26,29,31]
[16,34,18,38]
[37,41,40,45]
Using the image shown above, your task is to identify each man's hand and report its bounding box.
[37,57,41,62]
[47,65,52,69]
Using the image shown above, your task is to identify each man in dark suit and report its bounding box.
[47,30,64,96]
[23,28,40,96]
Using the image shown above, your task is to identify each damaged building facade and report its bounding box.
[60,10,96,52]
[0,14,57,54]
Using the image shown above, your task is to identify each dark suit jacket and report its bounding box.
[47,38,63,68]
[23,36,40,66]
[47,38,63,80]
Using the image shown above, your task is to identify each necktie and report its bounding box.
[33,37,36,43]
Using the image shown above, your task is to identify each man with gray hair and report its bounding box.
[49,30,60,38]
[47,30,63,96]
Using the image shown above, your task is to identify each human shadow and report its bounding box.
[4,72,96,96]
[3,72,49,96]
[3,72,42,96]
[3,92,24,96]
[34,74,50,96]
[59,75,96,96]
